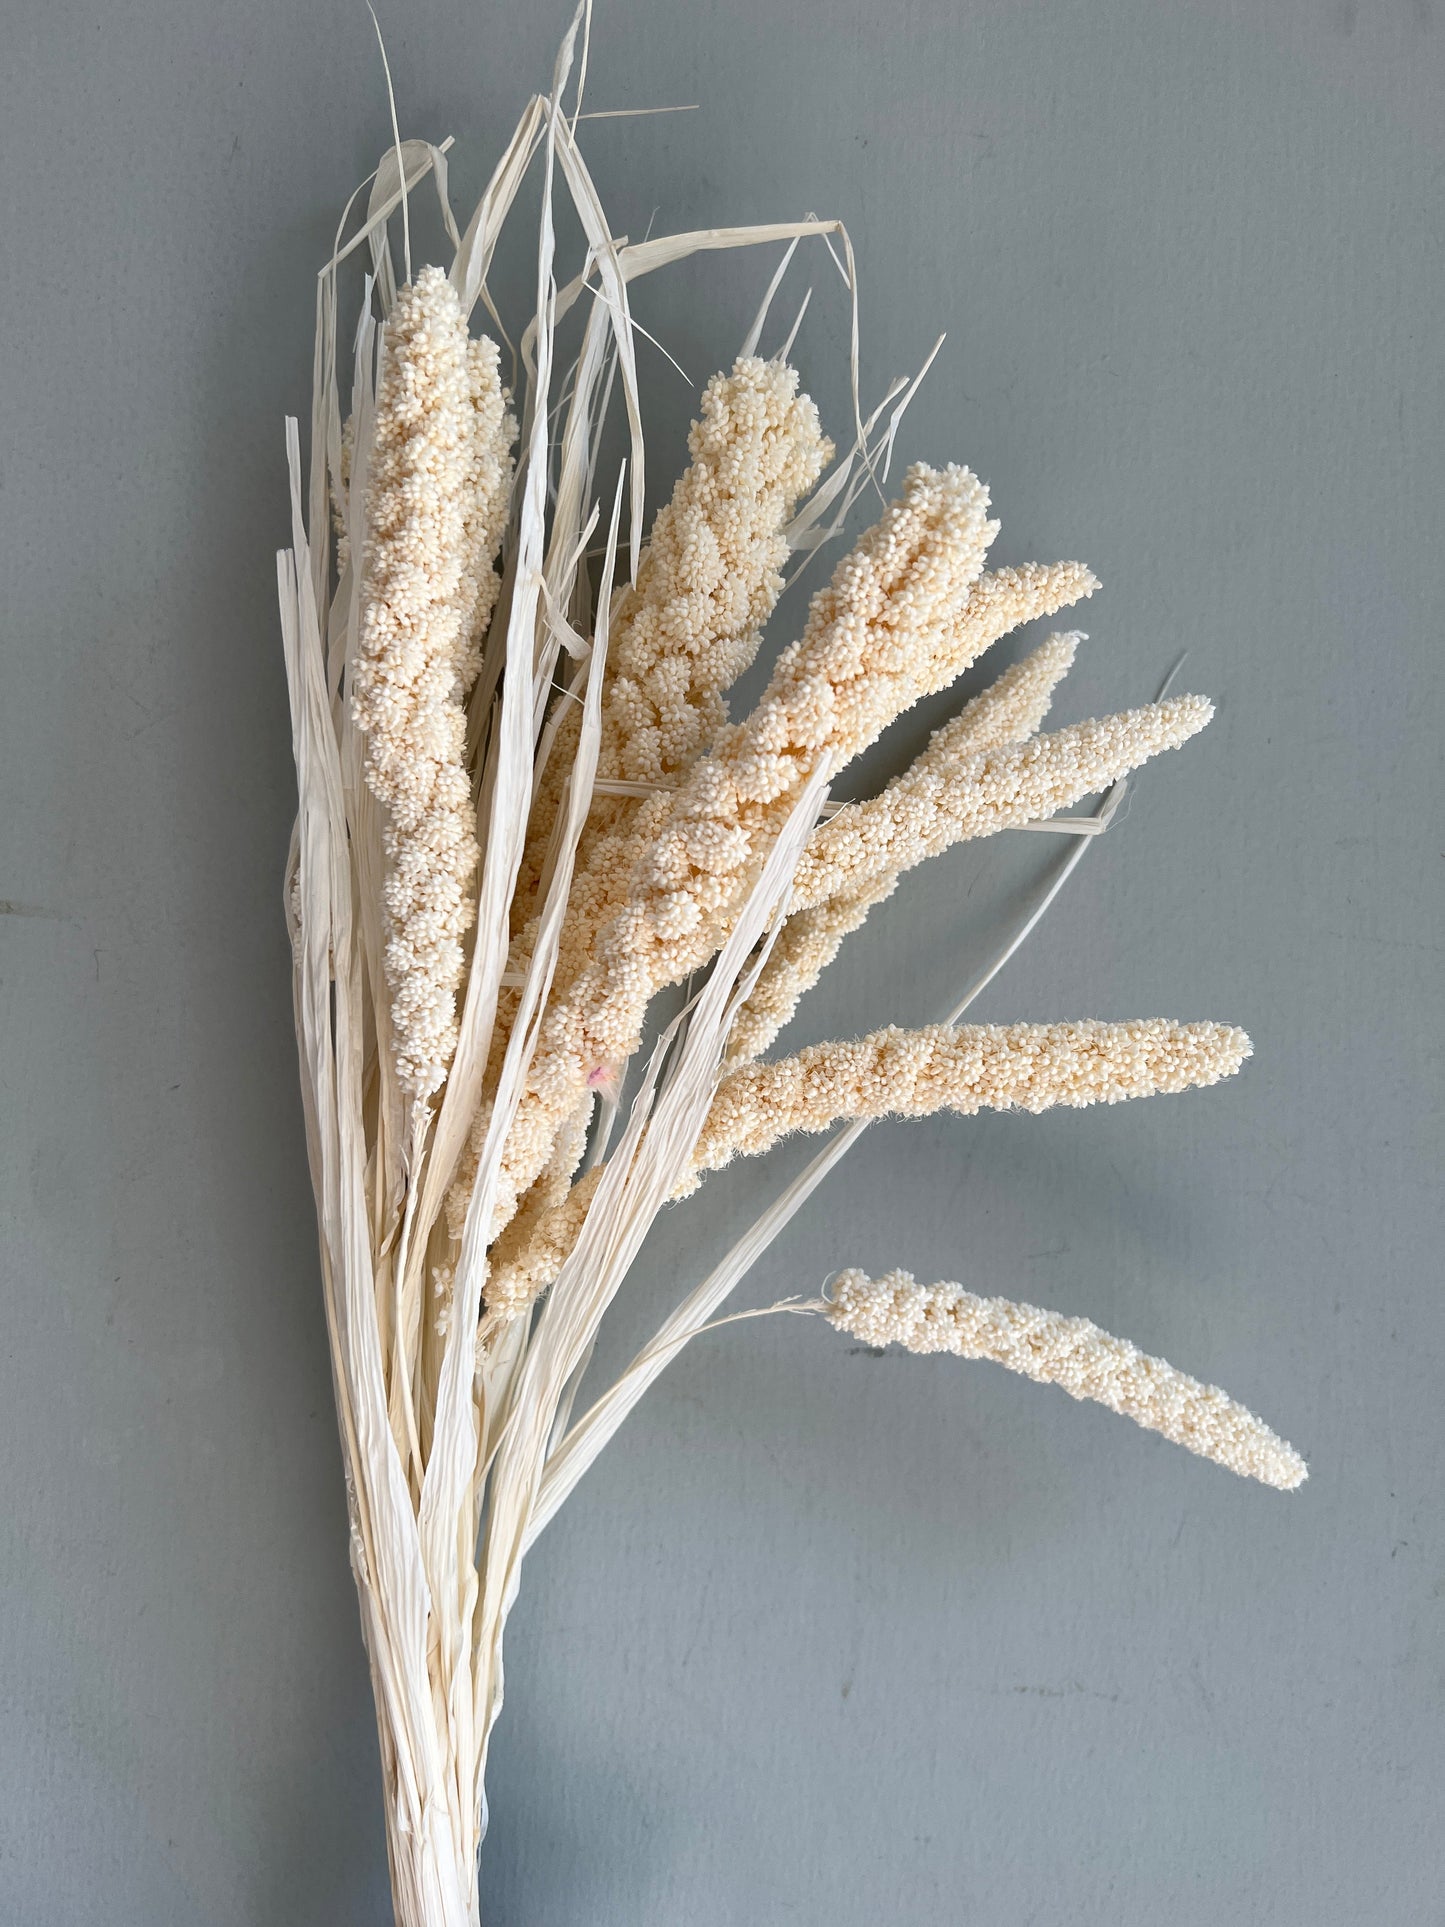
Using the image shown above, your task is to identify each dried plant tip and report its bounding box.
[791,693,1214,913]
[932,559,1099,693]
[929,629,1081,759]
[825,1269,1307,1489]
[600,356,834,787]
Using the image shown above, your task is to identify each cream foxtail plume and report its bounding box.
[351,266,514,1102]
[824,1269,1307,1490]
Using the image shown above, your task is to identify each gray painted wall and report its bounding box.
[2,2,1440,1921]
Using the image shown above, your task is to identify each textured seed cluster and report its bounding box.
[529,360,831,976]
[601,357,834,786]
[825,1269,1307,1489]
[937,629,1081,753]
[484,1164,604,1321]
[725,632,1083,1066]
[454,332,515,691]
[380,358,1257,1366]
[352,266,514,1097]
[724,870,901,1069]
[688,1019,1252,1181]
[516,356,832,919]
[791,693,1212,913]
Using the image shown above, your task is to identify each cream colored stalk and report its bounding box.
[824,1269,1307,1489]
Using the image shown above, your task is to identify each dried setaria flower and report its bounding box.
[351,266,513,1099]
[825,1268,1306,1489]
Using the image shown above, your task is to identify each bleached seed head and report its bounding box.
[687,1019,1252,1184]
[750,464,999,784]
[789,690,1214,913]
[931,631,1082,761]
[824,1269,1306,1490]
[352,265,512,1100]
[598,356,833,789]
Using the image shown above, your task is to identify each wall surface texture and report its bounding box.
[2,2,1441,1922]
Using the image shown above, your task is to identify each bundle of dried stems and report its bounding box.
[276,16,1303,1921]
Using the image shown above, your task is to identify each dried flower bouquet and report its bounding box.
[276,17,1303,1923]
